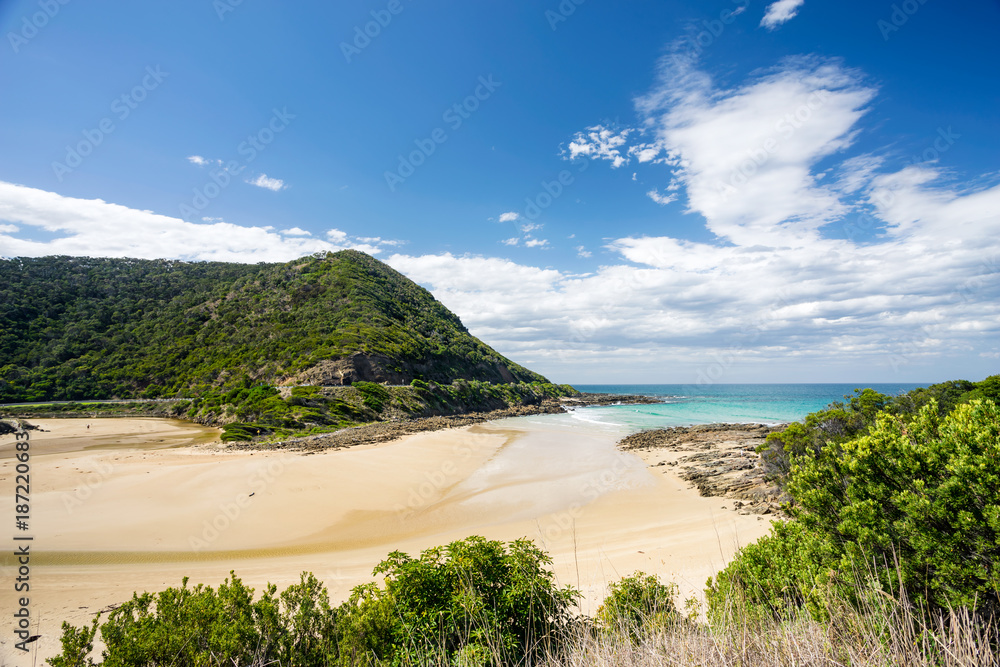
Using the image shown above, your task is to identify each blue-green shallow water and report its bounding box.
[565,383,927,433]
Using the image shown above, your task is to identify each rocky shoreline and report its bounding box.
[226,392,663,451]
[619,423,786,515]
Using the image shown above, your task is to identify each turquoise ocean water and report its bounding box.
[566,383,927,433]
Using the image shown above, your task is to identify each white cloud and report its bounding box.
[247,174,287,191]
[187,155,213,167]
[0,182,396,261]
[628,56,877,246]
[646,189,677,206]
[576,245,592,258]
[629,144,664,163]
[381,56,998,382]
[565,126,631,167]
[2,45,997,384]
[837,154,885,194]
[499,211,520,223]
[281,227,311,236]
[501,237,520,246]
[760,0,805,29]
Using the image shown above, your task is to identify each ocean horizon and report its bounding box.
[565,382,927,432]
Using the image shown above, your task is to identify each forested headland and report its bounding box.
[0,252,577,439]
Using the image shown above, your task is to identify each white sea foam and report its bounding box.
[568,410,625,427]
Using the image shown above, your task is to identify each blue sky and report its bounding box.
[1,0,998,384]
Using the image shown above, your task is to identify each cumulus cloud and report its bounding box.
[247,173,286,191]
[281,227,311,236]
[187,155,214,166]
[388,56,998,381]
[498,211,520,223]
[565,126,632,167]
[569,55,876,248]
[524,237,550,248]
[643,57,875,246]
[0,182,396,261]
[761,0,805,29]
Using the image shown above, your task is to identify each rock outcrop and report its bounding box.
[620,423,785,515]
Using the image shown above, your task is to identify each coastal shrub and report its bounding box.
[80,573,283,667]
[711,398,1000,621]
[597,572,679,641]
[706,519,834,623]
[49,538,579,667]
[219,422,272,442]
[757,378,999,488]
[792,398,1000,611]
[350,536,581,664]
[352,381,391,413]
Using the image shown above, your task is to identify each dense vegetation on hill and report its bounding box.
[0,252,546,403]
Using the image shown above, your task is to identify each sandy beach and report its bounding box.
[0,416,772,663]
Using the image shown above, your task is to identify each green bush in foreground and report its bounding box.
[48,537,579,667]
[596,572,679,642]
[710,398,1000,621]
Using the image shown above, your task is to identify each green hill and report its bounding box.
[0,251,548,403]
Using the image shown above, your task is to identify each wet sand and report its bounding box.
[0,416,772,662]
